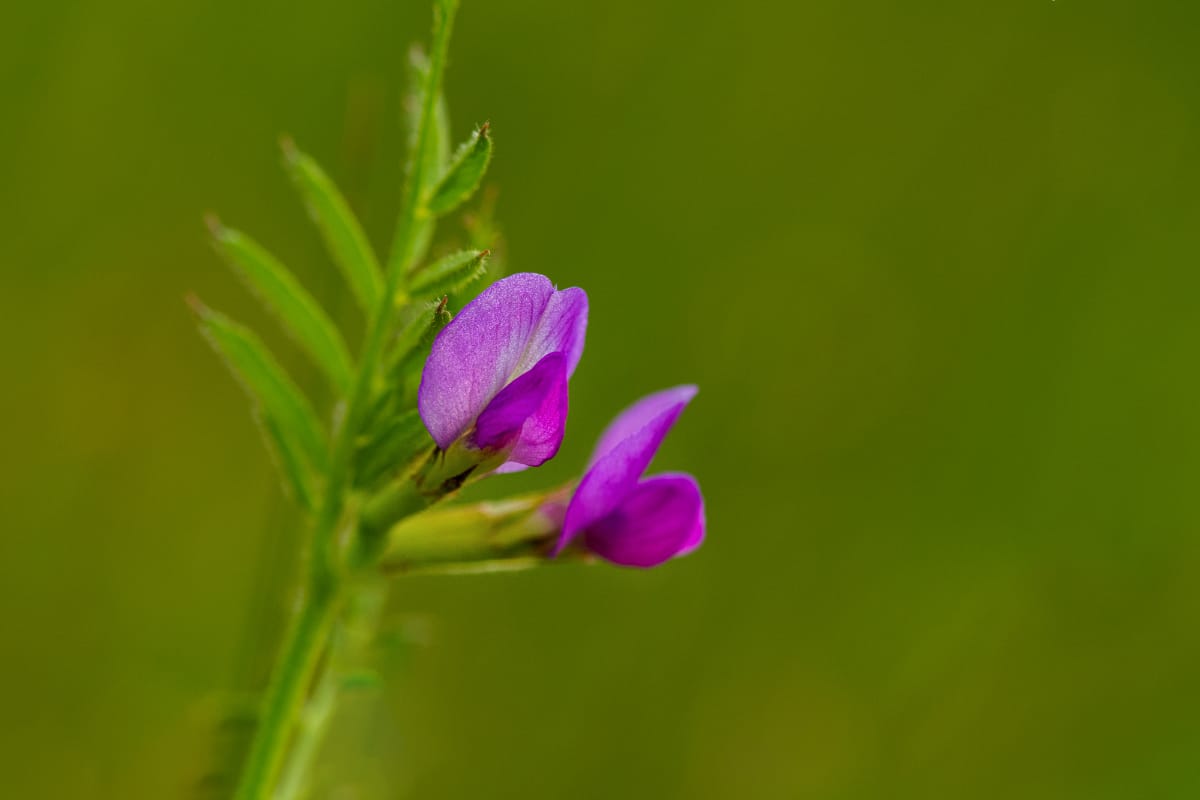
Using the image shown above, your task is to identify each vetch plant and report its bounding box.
[193,2,705,796]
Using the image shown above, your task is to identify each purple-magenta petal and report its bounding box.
[588,385,697,467]
[473,352,568,468]
[583,473,705,568]
[419,273,553,448]
[513,286,588,379]
[556,386,697,554]
[676,475,707,556]
[418,273,588,450]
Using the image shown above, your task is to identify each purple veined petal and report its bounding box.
[473,352,569,468]
[418,274,588,450]
[512,287,588,379]
[419,273,555,448]
[556,387,697,554]
[583,473,705,568]
[588,385,697,467]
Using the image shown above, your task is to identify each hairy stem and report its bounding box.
[389,0,458,280]
[232,6,459,798]
[312,0,456,572]
[233,576,342,800]
[274,627,343,800]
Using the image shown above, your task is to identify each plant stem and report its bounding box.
[233,576,342,800]
[274,629,343,800]
[389,0,457,280]
[232,7,459,798]
[312,0,457,573]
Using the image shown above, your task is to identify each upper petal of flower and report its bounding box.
[588,385,697,467]
[418,273,587,449]
[473,351,569,468]
[582,473,705,568]
[513,286,588,379]
[557,386,697,551]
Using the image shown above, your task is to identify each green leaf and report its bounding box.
[424,123,492,216]
[410,249,489,299]
[207,217,354,395]
[355,408,433,489]
[260,412,317,511]
[192,299,328,506]
[386,298,452,383]
[281,138,383,315]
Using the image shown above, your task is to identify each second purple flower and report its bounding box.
[554,385,705,567]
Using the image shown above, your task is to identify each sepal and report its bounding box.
[409,249,489,300]
[353,409,433,491]
[378,489,569,574]
[423,122,492,216]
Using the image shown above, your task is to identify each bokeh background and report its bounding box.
[4,1,1200,797]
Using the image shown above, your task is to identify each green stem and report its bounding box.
[274,628,343,800]
[274,582,387,799]
[389,0,458,280]
[232,8,460,798]
[233,577,343,800]
[311,0,457,572]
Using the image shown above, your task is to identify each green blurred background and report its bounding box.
[4,0,1200,797]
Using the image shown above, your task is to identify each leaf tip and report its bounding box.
[279,134,299,164]
[204,212,224,238]
[184,292,210,318]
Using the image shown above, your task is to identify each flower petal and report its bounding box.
[418,273,555,448]
[513,286,589,378]
[583,473,705,568]
[557,386,697,552]
[473,352,568,468]
[677,480,707,556]
[588,385,697,467]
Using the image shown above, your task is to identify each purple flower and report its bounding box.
[418,273,588,472]
[555,386,705,568]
